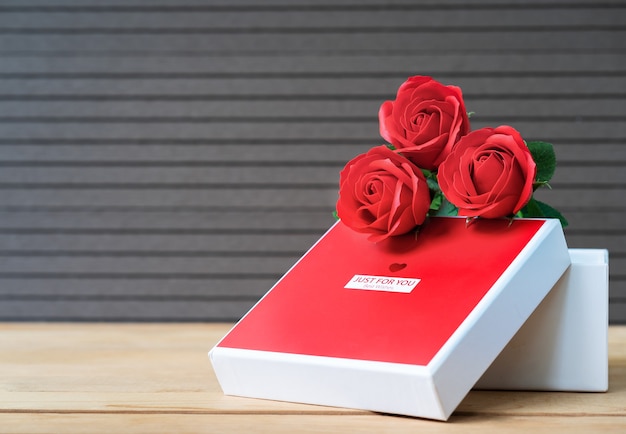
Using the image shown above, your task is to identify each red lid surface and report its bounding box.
[218,218,545,366]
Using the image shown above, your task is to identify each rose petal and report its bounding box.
[438,126,535,219]
[336,145,431,240]
[378,101,395,143]
[375,76,470,170]
[473,151,505,194]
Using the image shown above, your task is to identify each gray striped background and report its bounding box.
[0,0,624,322]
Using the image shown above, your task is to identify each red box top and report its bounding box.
[218,217,545,366]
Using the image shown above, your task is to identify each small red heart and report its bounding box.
[389,263,407,272]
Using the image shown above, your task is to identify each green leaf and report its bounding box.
[533,181,551,191]
[431,197,458,217]
[385,143,397,151]
[526,141,556,184]
[421,168,442,193]
[518,197,568,228]
[534,199,569,228]
[332,210,340,221]
[519,197,543,218]
[420,168,434,180]
[429,191,443,211]
[426,175,440,193]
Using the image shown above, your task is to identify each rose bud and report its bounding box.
[336,145,431,242]
[378,75,470,170]
[438,126,537,219]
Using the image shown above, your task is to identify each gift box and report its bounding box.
[209,217,570,420]
[477,248,609,392]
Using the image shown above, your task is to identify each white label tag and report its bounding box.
[344,275,420,293]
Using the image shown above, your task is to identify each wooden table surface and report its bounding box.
[1,323,625,433]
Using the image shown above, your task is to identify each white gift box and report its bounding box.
[210,217,570,420]
[477,248,609,392]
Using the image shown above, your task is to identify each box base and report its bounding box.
[476,249,609,392]
[210,218,572,420]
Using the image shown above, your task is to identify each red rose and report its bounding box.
[378,76,470,170]
[438,126,536,219]
[336,146,431,242]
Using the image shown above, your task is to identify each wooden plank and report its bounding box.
[1,286,623,321]
[1,184,624,207]
[565,233,626,251]
[0,236,620,288]
[0,77,624,97]
[0,187,338,207]
[0,54,623,74]
[554,144,626,162]
[0,273,280,296]
[0,144,370,163]
[0,233,323,253]
[0,323,624,434]
[561,210,626,230]
[3,0,625,7]
[0,8,622,29]
[0,98,623,118]
[1,31,623,53]
[0,120,622,141]
[4,234,620,259]
[0,122,382,141]
[611,282,626,301]
[1,274,621,301]
[0,210,336,230]
[610,303,626,322]
[0,277,279,297]
[1,187,623,209]
[2,165,622,185]
[0,143,623,164]
[0,273,621,302]
[0,256,299,274]
[0,167,622,190]
[0,209,621,231]
[0,232,619,258]
[551,167,626,184]
[1,322,624,403]
[0,122,620,143]
[0,299,256,321]
[0,240,620,274]
[533,188,626,208]
[2,414,626,434]
[0,166,342,185]
[0,254,620,291]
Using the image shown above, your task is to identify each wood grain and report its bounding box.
[0,323,624,433]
